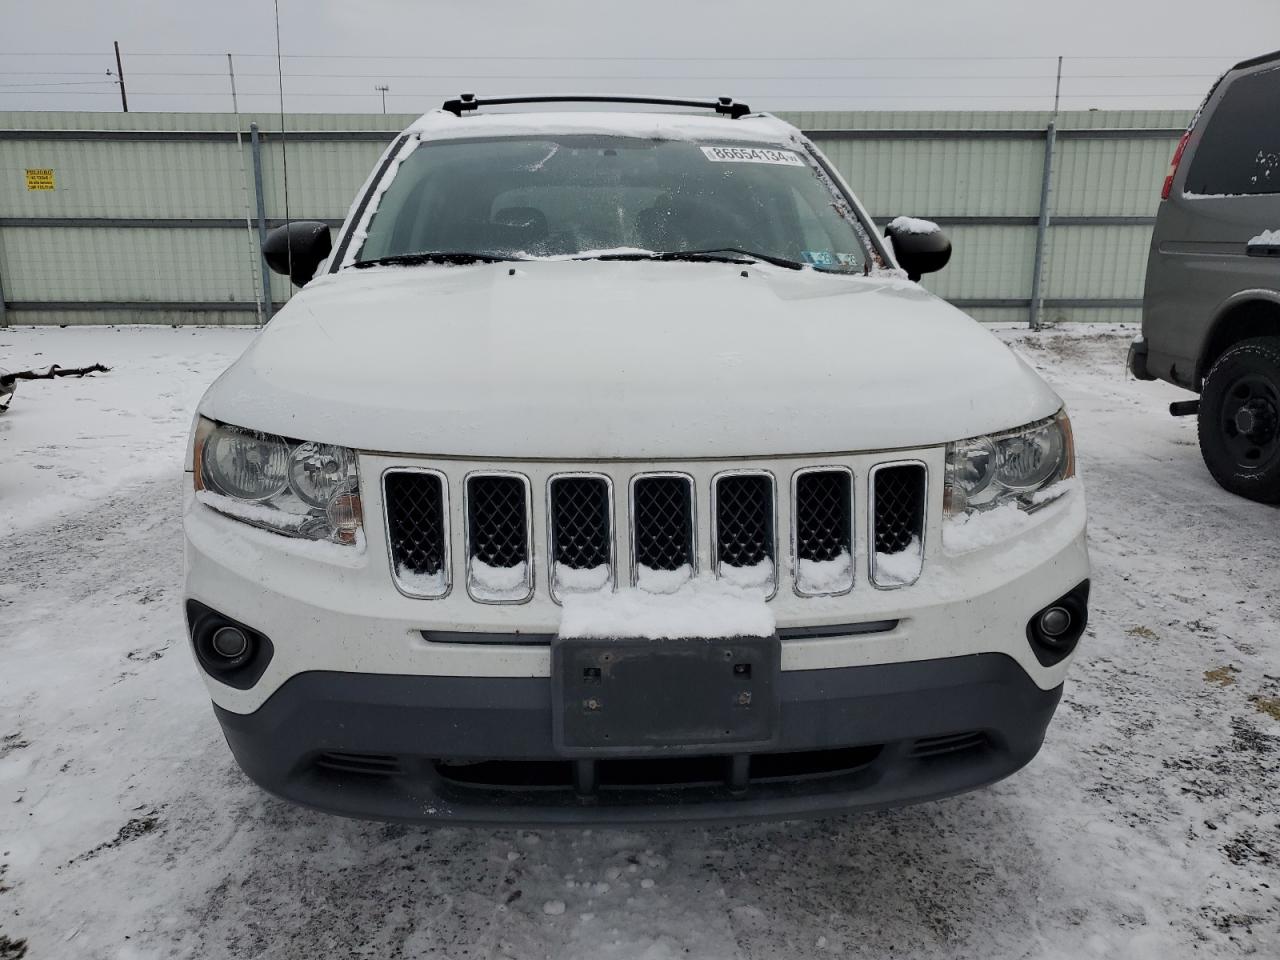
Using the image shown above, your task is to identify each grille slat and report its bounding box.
[466,474,532,601]
[793,468,853,596]
[631,475,695,575]
[384,470,449,596]
[871,462,926,587]
[714,473,776,592]
[549,475,613,597]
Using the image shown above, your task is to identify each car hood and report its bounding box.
[201,261,1061,459]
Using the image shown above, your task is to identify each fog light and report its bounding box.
[1026,581,1090,667]
[1038,606,1073,640]
[210,625,250,659]
[186,600,274,690]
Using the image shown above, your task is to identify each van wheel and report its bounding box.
[1198,336,1280,504]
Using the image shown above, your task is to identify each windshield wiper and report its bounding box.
[353,251,524,268]
[581,248,804,270]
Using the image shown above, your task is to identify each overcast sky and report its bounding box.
[3,0,1277,115]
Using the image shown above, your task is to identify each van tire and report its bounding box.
[1198,336,1280,504]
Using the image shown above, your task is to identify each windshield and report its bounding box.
[353,135,876,273]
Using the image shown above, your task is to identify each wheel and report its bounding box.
[1198,336,1280,504]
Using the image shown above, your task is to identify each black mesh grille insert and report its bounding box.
[632,476,694,571]
[550,476,611,570]
[873,464,926,555]
[715,474,774,568]
[466,475,528,568]
[384,471,446,579]
[795,470,852,563]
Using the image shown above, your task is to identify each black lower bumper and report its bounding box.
[213,654,1062,825]
[1128,336,1155,381]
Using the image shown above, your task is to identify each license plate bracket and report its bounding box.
[551,635,780,756]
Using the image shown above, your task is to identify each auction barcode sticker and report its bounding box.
[700,146,805,166]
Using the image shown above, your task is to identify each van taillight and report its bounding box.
[1161,130,1191,200]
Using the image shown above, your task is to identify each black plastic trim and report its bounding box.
[327,133,410,272]
[211,653,1063,825]
[1233,48,1280,70]
[441,94,751,118]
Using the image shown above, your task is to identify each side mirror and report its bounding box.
[263,221,332,287]
[884,218,951,282]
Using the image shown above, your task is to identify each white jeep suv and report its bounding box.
[183,95,1089,824]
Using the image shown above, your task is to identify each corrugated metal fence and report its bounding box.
[0,108,1191,327]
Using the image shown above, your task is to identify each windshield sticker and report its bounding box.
[802,251,861,267]
[700,146,805,166]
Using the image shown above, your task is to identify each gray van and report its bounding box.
[1131,49,1280,504]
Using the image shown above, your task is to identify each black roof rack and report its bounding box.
[1233,48,1280,70]
[441,94,752,119]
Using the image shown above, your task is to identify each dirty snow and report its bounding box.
[1248,228,1280,245]
[1,323,1278,958]
[887,215,941,235]
[558,576,775,640]
[796,550,853,594]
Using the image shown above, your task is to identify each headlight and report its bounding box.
[945,410,1074,516]
[193,418,363,545]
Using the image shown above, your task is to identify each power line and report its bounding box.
[107,71,1227,80]
[0,89,1214,99]
[0,51,1250,60]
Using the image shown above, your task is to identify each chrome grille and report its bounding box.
[714,473,775,568]
[384,470,448,593]
[381,457,928,600]
[794,469,852,563]
[548,474,614,598]
[631,475,695,572]
[464,474,533,602]
[872,463,926,555]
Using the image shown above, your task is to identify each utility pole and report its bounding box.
[1029,56,1065,330]
[229,54,264,325]
[376,84,390,114]
[1052,55,1063,116]
[113,41,128,112]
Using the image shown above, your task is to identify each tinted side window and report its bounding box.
[1184,66,1280,196]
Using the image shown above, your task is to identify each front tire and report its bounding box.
[1198,336,1280,504]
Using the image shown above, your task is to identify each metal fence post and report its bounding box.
[0,250,8,328]
[1028,120,1057,330]
[249,122,273,323]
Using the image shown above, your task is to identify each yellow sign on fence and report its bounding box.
[26,168,55,191]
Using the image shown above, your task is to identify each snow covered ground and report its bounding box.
[1,323,1277,959]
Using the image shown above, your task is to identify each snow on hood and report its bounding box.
[201,260,1062,459]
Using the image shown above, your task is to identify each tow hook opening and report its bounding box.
[186,600,274,690]
[1026,580,1090,667]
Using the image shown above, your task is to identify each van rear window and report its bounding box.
[1184,66,1280,197]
